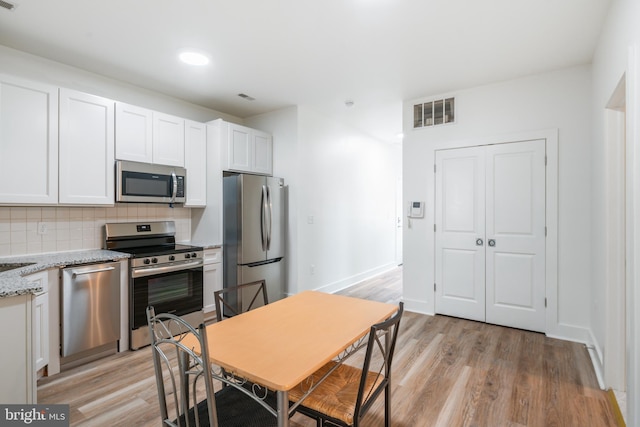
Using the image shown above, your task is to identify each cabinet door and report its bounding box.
[0,295,34,403]
[59,88,115,205]
[153,112,185,166]
[252,130,273,175]
[34,292,49,371]
[184,120,207,207]
[115,102,153,162]
[28,271,49,372]
[0,75,58,204]
[203,261,223,314]
[227,123,252,172]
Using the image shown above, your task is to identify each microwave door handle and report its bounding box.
[171,171,178,203]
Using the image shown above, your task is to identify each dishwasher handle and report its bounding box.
[71,266,116,278]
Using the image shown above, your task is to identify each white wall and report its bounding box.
[248,106,401,295]
[591,0,640,423]
[0,44,238,123]
[402,65,593,340]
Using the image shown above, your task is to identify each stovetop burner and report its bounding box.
[121,243,203,258]
[104,221,204,267]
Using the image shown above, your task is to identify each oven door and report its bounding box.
[130,263,203,329]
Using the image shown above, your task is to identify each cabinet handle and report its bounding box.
[488,239,496,247]
[476,238,484,246]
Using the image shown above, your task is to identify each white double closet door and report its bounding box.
[435,140,546,332]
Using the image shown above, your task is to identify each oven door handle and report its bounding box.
[131,260,203,279]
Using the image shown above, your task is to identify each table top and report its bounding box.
[195,290,398,391]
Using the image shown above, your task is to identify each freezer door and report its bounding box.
[239,174,268,264]
[265,176,285,260]
[239,259,285,304]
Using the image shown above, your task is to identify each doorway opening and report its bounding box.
[604,74,627,420]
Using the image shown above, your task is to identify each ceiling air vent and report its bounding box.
[413,97,455,128]
[0,0,15,10]
[238,93,256,101]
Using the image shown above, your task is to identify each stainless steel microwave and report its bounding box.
[116,160,186,204]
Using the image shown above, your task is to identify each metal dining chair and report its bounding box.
[289,302,404,427]
[146,306,277,427]
[214,280,269,322]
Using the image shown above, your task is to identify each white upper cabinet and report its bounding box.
[252,129,273,175]
[115,103,186,167]
[184,120,207,207]
[220,121,273,175]
[153,112,185,167]
[0,75,59,205]
[58,88,115,205]
[115,102,153,163]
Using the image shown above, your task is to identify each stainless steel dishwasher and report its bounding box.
[61,262,121,358]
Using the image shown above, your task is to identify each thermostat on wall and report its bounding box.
[408,201,424,218]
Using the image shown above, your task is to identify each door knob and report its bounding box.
[488,239,496,247]
[476,238,484,246]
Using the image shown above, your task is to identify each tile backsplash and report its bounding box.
[0,204,192,257]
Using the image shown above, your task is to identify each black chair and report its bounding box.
[289,302,404,427]
[214,280,269,322]
[146,306,277,427]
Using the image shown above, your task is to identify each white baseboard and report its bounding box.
[547,323,605,389]
[316,262,398,295]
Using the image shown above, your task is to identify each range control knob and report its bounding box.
[169,255,175,261]
[151,257,158,264]
[143,259,151,265]
[191,252,198,259]
[185,253,191,259]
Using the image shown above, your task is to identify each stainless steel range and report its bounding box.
[105,221,204,350]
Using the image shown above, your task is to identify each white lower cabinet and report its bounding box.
[0,294,35,403]
[203,248,223,319]
[0,270,52,404]
[34,293,49,372]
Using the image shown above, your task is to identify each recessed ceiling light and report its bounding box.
[178,50,211,66]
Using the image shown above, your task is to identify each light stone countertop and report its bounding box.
[0,249,130,298]
[179,241,222,250]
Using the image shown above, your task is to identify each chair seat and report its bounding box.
[289,361,383,426]
[179,386,278,427]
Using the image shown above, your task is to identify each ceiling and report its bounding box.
[0,0,612,143]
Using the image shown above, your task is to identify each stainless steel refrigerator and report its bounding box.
[223,173,286,309]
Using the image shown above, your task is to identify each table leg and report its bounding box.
[277,390,289,427]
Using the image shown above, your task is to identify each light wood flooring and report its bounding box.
[38,267,620,426]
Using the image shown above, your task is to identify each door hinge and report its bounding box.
[434,283,436,292]
[434,164,436,173]
[434,224,436,232]
[545,298,547,308]
[545,155,547,166]
[545,226,547,237]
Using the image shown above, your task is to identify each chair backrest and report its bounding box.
[214,280,269,322]
[354,302,404,423]
[147,306,218,427]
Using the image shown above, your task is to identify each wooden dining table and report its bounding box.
[190,290,398,427]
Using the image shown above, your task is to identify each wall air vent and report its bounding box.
[0,0,15,10]
[413,97,455,128]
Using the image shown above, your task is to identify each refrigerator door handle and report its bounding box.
[266,185,272,250]
[261,184,268,251]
